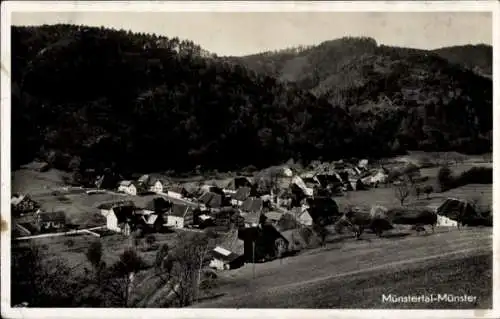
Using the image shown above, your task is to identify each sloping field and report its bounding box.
[12,169,70,194]
[193,227,492,308]
[334,184,491,213]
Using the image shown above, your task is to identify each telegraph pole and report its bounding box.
[252,240,256,279]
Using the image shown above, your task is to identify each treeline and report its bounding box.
[11,25,492,176]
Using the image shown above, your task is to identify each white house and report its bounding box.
[118,181,137,196]
[165,204,194,229]
[292,205,313,226]
[97,201,135,233]
[298,210,313,226]
[149,180,165,193]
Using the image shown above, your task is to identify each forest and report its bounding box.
[11,25,493,176]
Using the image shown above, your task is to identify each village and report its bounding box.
[11,151,493,280]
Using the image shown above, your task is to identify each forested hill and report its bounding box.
[12,26,492,176]
[233,37,492,155]
[12,24,356,174]
[432,44,492,78]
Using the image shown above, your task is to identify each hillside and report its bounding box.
[11,25,356,175]
[11,27,492,177]
[432,44,492,78]
[233,37,492,155]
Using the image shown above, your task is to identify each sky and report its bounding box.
[11,11,492,56]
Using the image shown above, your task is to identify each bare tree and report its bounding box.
[394,180,411,207]
[102,248,145,307]
[154,230,221,307]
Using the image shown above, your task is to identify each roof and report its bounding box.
[242,211,261,225]
[241,197,263,213]
[37,211,66,222]
[217,230,245,256]
[142,197,171,211]
[169,184,187,194]
[144,214,158,225]
[226,177,253,191]
[170,203,193,217]
[97,200,135,210]
[232,187,252,201]
[211,246,242,263]
[198,192,223,208]
[265,211,283,222]
[119,180,133,187]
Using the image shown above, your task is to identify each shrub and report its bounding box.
[422,185,434,199]
[455,167,492,185]
[437,166,454,192]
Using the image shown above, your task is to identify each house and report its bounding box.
[167,184,189,199]
[210,207,244,229]
[238,224,289,262]
[95,172,122,190]
[166,203,194,229]
[118,181,138,196]
[241,211,263,228]
[11,194,39,216]
[97,201,136,233]
[141,197,172,215]
[198,191,224,209]
[140,213,165,232]
[291,176,314,197]
[291,206,313,226]
[230,187,252,206]
[209,246,245,270]
[209,230,245,270]
[148,179,168,193]
[34,210,66,233]
[241,197,264,214]
[225,177,253,194]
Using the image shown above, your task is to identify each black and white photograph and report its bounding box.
[1,1,498,318]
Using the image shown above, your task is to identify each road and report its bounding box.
[193,227,492,309]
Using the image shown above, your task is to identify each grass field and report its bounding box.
[193,227,492,309]
[335,183,492,213]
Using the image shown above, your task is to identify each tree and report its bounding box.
[85,241,104,275]
[394,180,411,207]
[157,230,221,307]
[102,248,145,307]
[11,243,80,307]
[423,185,434,199]
[415,186,421,199]
[145,234,156,251]
[313,217,329,246]
[437,166,454,192]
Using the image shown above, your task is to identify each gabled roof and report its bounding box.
[144,214,158,225]
[119,180,133,187]
[226,177,253,191]
[168,184,188,194]
[232,187,252,202]
[198,192,223,208]
[97,200,135,210]
[241,197,263,213]
[37,211,66,222]
[211,246,242,263]
[170,203,193,217]
[242,211,261,225]
[265,211,283,222]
